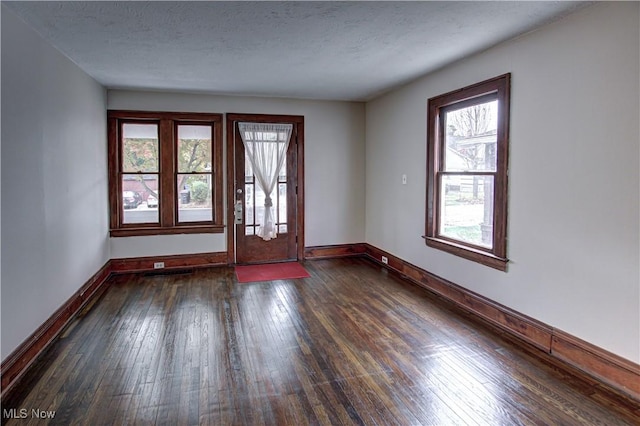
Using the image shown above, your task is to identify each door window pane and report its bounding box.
[278,183,287,231]
[254,185,265,227]
[245,155,253,177]
[439,175,494,248]
[245,184,254,225]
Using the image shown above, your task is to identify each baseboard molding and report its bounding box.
[551,330,640,399]
[1,261,112,397]
[1,251,228,400]
[363,244,553,350]
[359,243,640,401]
[111,251,227,273]
[305,244,367,259]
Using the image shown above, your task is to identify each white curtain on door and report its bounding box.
[238,122,293,241]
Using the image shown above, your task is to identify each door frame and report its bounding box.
[226,113,305,264]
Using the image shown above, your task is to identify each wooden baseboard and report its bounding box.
[1,251,227,399]
[1,261,112,397]
[304,244,366,259]
[363,244,553,350]
[361,243,640,401]
[551,330,640,399]
[111,251,227,273]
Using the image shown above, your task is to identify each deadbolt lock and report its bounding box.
[234,200,243,225]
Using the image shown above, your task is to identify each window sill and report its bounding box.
[111,225,225,237]
[422,236,508,271]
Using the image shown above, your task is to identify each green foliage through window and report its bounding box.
[190,181,210,204]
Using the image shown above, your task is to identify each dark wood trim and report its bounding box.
[364,244,551,350]
[107,117,120,231]
[423,236,508,271]
[304,244,367,259]
[110,251,227,273]
[213,117,224,227]
[110,224,224,237]
[160,118,175,228]
[425,73,510,270]
[295,121,305,261]
[225,115,236,265]
[1,261,112,397]
[107,110,223,121]
[361,243,640,401]
[226,113,305,264]
[551,330,640,399]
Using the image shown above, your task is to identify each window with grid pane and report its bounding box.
[108,111,223,237]
[120,122,159,225]
[177,124,213,223]
[425,74,510,271]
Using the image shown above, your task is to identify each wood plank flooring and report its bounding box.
[3,257,639,425]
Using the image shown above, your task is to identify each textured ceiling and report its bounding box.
[4,1,590,101]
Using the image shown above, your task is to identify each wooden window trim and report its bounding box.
[174,120,218,227]
[108,110,224,237]
[425,74,510,271]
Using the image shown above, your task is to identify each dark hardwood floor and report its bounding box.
[3,257,639,425]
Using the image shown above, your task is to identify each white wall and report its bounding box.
[365,2,640,363]
[1,6,110,360]
[108,91,366,258]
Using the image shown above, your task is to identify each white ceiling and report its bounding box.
[4,1,591,101]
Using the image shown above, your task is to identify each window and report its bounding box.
[108,111,223,236]
[425,74,510,271]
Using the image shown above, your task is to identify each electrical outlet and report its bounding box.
[154,262,165,269]
[381,256,388,265]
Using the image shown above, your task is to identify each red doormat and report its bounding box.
[235,262,310,283]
